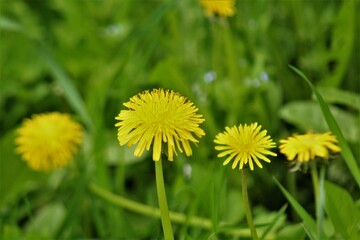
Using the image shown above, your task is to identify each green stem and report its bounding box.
[88,183,211,228]
[241,169,259,240]
[318,165,326,240]
[88,182,256,237]
[310,162,319,214]
[286,172,299,221]
[155,159,174,240]
[310,161,325,240]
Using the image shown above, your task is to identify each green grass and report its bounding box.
[0,0,359,239]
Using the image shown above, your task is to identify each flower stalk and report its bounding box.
[241,169,258,240]
[155,158,174,240]
[311,162,326,240]
[310,162,319,208]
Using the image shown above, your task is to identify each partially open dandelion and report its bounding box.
[115,88,205,161]
[279,132,341,162]
[199,0,235,17]
[214,122,277,170]
[280,132,341,236]
[15,112,83,172]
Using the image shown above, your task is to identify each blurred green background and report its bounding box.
[0,0,359,239]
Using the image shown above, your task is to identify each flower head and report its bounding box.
[15,112,83,172]
[279,132,341,162]
[115,89,205,161]
[200,0,235,17]
[214,122,277,170]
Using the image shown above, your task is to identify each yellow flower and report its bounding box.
[214,122,277,170]
[279,132,341,162]
[115,89,205,161]
[15,112,83,172]
[200,0,236,17]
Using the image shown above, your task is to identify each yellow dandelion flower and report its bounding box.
[214,122,277,171]
[200,0,236,17]
[115,89,205,161]
[279,132,341,162]
[15,112,83,172]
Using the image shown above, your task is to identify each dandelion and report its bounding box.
[199,0,236,17]
[115,89,205,161]
[115,89,205,240]
[279,132,341,162]
[215,122,275,240]
[15,112,83,172]
[214,122,277,170]
[280,132,341,237]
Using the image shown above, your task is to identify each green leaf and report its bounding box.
[289,66,360,187]
[276,223,306,240]
[25,203,66,238]
[279,101,359,143]
[324,181,360,240]
[317,87,360,111]
[273,177,317,239]
[0,17,24,32]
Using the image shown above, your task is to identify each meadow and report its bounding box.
[0,0,359,239]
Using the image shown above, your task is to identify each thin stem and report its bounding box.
[241,169,259,240]
[286,172,299,221]
[310,162,319,208]
[88,182,256,237]
[88,183,211,228]
[311,161,326,240]
[155,158,174,240]
[317,165,326,240]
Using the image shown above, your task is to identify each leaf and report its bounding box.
[324,181,360,240]
[25,203,66,238]
[223,189,244,223]
[317,87,360,111]
[289,65,360,187]
[279,101,359,143]
[273,177,317,239]
[276,223,306,240]
[0,17,24,32]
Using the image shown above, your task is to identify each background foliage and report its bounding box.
[0,0,359,239]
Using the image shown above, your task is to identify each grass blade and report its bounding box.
[273,177,317,239]
[289,65,360,187]
[37,43,94,131]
